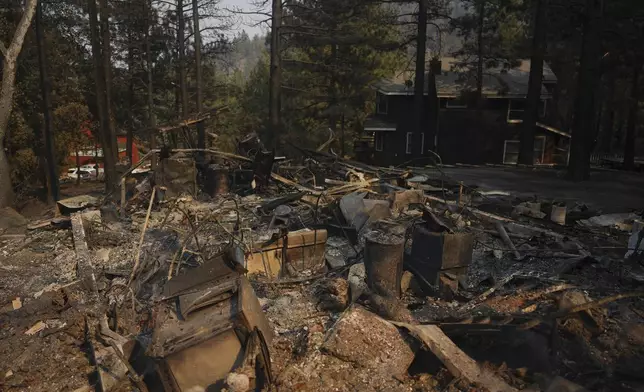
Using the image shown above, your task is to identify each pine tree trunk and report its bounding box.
[193,0,205,150]
[146,0,157,170]
[36,0,59,202]
[88,0,117,192]
[0,0,38,207]
[177,0,188,121]
[598,69,616,153]
[476,0,485,102]
[126,28,134,167]
[518,0,547,165]
[624,63,641,171]
[340,114,345,157]
[268,0,283,149]
[567,0,602,181]
[414,0,427,142]
[328,44,338,150]
[99,0,117,164]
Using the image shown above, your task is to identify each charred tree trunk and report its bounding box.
[177,0,188,122]
[268,0,283,149]
[518,0,548,165]
[328,44,338,150]
[427,60,439,151]
[567,0,602,181]
[89,0,117,191]
[0,0,37,207]
[36,0,59,202]
[193,0,205,150]
[146,0,157,170]
[414,0,428,142]
[624,63,641,171]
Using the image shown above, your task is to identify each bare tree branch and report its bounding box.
[0,41,6,58]
[225,7,272,18]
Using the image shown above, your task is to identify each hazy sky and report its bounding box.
[220,0,268,37]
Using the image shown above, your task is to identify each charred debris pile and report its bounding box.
[1,141,644,392]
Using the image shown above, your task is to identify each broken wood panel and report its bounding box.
[71,212,99,298]
[247,229,327,278]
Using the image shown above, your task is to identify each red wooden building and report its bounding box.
[67,126,140,167]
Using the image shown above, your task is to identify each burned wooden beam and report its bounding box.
[71,212,99,299]
[392,322,518,392]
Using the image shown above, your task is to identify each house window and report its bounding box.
[406,132,413,154]
[377,93,388,114]
[507,100,525,123]
[420,133,425,154]
[375,132,384,151]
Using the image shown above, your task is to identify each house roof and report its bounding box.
[375,58,557,99]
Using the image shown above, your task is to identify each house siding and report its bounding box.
[367,95,565,165]
[373,94,434,166]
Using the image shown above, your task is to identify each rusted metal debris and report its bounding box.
[363,226,405,297]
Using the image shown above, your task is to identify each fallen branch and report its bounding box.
[316,128,335,152]
[458,273,517,314]
[271,172,320,194]
[128,187,157,286]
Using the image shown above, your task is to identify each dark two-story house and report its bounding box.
[359,58,570,166]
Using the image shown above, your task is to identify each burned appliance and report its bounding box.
[148,251,273,392]
[406,212,474,297]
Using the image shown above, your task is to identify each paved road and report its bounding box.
[426,166,644,213]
